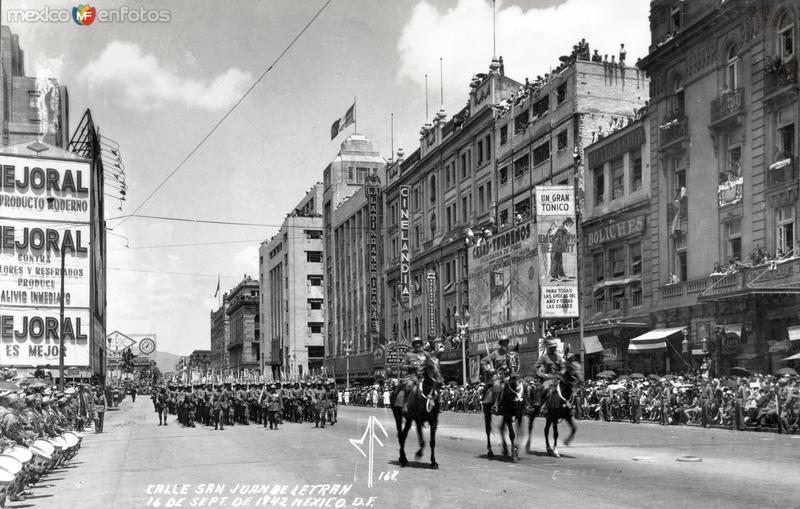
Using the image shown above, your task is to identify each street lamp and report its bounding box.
[454,309,470,386]
[345,340,353,391]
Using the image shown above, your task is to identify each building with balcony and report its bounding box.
[210,298,230,371]
[322,134,386,383]
[260,184,326,380]
[226,276,260,372]
[189,349,212,374]
[637,0,800,375]
[572,113,653,377]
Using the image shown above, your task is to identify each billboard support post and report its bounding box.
[58,245,65,390]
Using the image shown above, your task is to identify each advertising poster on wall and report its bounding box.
[467,219,539,354]
[535,185,579,317]
[0,307,91,366]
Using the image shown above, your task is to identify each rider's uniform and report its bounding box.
[534,351,565,403]
[480,348,519,407]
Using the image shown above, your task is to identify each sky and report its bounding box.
[4,0,650,356]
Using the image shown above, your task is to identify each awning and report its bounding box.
[782,352,800,361]
[583,335,604,354]
[628,327,685,353]
[789,326,800,341]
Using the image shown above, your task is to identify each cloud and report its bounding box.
[397,0,649,116]
[79,40,253,111]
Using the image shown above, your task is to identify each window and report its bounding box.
[477,141,484,164]
[28,93,39,109]
[629,242,642,274]
[594,167,605,206]
[594,288,605,312]
[533,141,550,166]
[307,275,323,286]
[413,187,420,210]
[357,167,368,183]
[430,175,437,202]
[514,198,530,220]
[593,252,605,282]
[727,146,741,179]
[415,225,421,248]
[500,125,508,145]
[462,196,469,223]
[556,83,567,105]
[727,219,742,261]
[557,130,568,151]
[499,208,509,227]
[308,322,324,334]
[515,110,529,134]
[673,168,686,198]
[478,186,485,213]
[486,182,492,206]
[778,123,795,157]
[306,251,322,263]
[778,13,795,60]
[611,157,625,200]
[609,247,626,277]
[670,5,682,33]
[430,213,437,233]
[348,167,354,180]
[446,206,453,230]
[677,250,688,282]
[533,97,549,118]
[445,163,451,188]
[726,46,739,90]
[304,229,323,239]
[514,154,529,178]
[776,205,795,255]
[631,150,642,192]
[461,152,469,178]
[499,166,508,185]
[673,78,685,117]
[630,282,642,307]
[611,286,625,310]
[308,299,323,310]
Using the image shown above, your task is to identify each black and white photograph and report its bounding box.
[0,0,797,507]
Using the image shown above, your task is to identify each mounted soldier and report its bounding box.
[396,337,435,412]
[534,336,566,405]
[481,335,520,414]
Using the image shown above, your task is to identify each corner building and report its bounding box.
[638,0,800,375]
[226,276,260,372]
[260,185,325,380]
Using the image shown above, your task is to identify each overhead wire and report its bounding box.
[113,0,336,228]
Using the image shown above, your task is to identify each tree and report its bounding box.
[121,348,135,374]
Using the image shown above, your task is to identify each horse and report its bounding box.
[523,381,546,454]
[481,373,527,462]
[543,358,583,457]
[391,355,443,469]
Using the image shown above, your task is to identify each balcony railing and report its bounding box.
[767,156,797,188]
[765,57,798,98]
[659,277,713,300]
[659,116,688,147]
[710,87,745,124]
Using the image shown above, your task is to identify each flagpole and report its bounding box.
[353,96,357,133]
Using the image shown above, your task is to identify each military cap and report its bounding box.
[411,336,424,346]
[498,335,510,345]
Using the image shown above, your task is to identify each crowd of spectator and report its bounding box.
[343,371,800,434]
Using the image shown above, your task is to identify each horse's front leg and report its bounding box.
[429,416,438,469]
[551,419,561,457]
[507,415,518,463]
[544,417,552,454]
[484,405,494,458]
[564,415,577,446]
[398,416,413,466]
[415,419,425,459]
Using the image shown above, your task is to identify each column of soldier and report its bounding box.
[152,379,340,431]
[0,383,90,506]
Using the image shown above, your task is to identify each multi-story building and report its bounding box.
[189,349,212,373]
[226,276,260,372]
[637,0,800,375]
[322,135,386,383]
[0,26,69,147]
[382,58,521,383]
[572,113,653,376]
[492,53,648,370]
[260,185,325,380]
[210,297,230,371]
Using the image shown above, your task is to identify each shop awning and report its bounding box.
[628,327,685,353]
[782,352,800,361]
[583,335,604,354]
[789,326,800,341]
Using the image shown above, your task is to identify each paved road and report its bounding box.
[19,398,799,509]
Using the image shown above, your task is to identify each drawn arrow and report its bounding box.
[349,416,388,488]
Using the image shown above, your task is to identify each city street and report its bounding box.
[21,399,799,509]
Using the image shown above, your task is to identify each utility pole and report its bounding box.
[58,243,66,390]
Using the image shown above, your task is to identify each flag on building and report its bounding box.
[330,102,355,140]
[214,274,220,297]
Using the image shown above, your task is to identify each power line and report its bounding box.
[116,0,335,228]
[109,213,279,227]
[109,239,264,251]
[107,267,244,278]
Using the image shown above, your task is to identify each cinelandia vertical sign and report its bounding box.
[0,152,92,367]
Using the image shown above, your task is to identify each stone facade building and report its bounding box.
[226,276,260,372]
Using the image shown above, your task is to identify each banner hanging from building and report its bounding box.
[467,219,539,352]
[535,185,579,317]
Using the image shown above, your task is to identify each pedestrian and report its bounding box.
[130,384,137,403]
[93,387,108,433]
[155,387,168,426]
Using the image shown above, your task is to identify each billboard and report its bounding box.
[467,219,539,352]
[0,155,91,222]
[107,331,158,363]
[535,185,579,317]
[0,307,91,366]
[0,151,94,368]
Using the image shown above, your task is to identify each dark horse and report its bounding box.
[391,356,443,469]
[523,382,546,454]
[482,374,527,462]
[543,357,583,457]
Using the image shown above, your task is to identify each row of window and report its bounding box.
[593,150,643,206]
[592,242,642,283]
